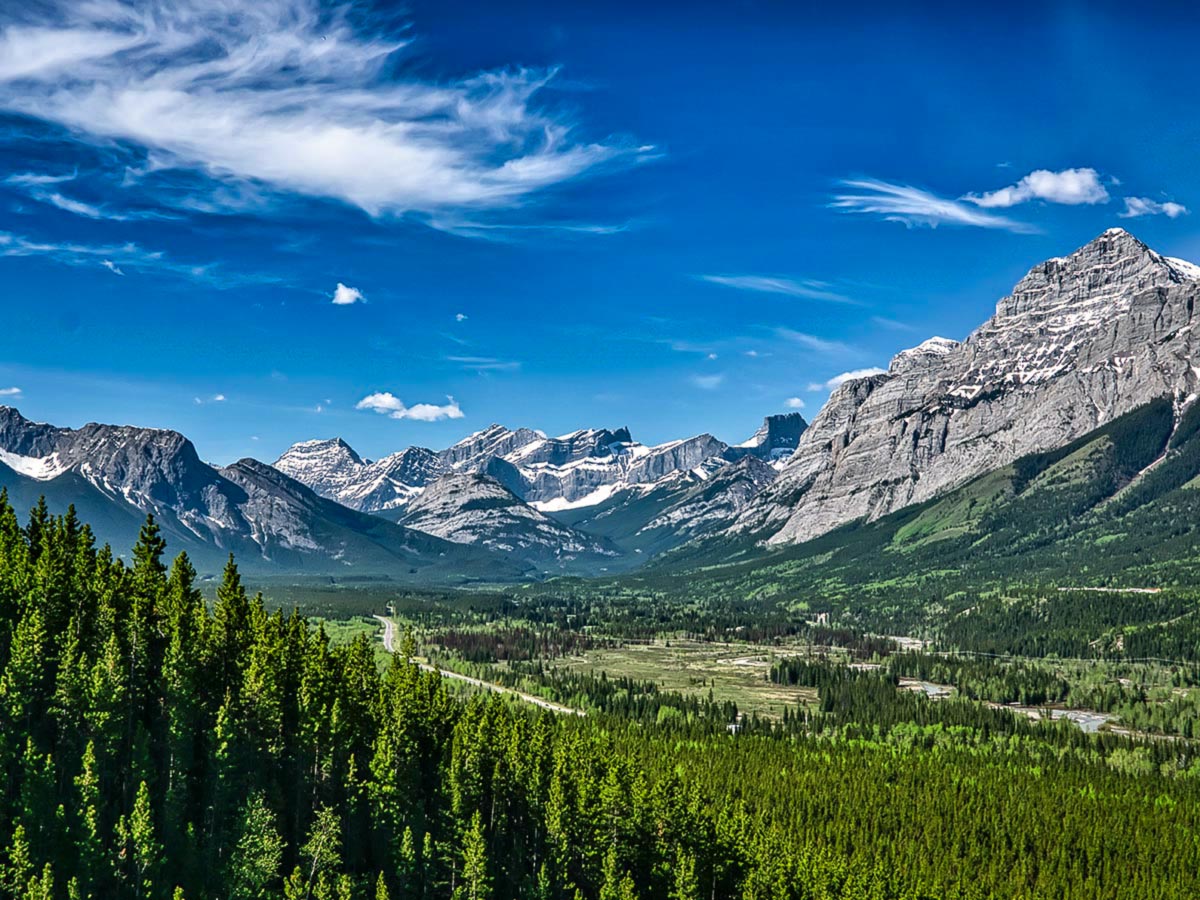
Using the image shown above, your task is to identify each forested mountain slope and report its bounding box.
[640,397,1200,631]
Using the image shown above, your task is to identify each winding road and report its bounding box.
[373,616,584,717]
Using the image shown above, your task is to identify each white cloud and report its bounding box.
[1119,197,1189,219]
[193,393,226,405]
[455,313,468,322]
[775,328,851,354]
[0,386,21,396]
[784,396,804,409]
[0,1,640,219]
[356,392,465,422]
[965,168,1109,208]
[332,282,365,305]
[831,178,1033,232]
[690,373,725,390]
[808,367,887,391]
[699,274,858,304]
[101,259,123,275]
[706,352,718,360]
[745,350,759,357]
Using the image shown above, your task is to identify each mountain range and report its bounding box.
[4,228,1200,584]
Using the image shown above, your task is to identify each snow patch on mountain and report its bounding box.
[0,448,67,480]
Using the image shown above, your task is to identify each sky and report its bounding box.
[3,0,1200,464]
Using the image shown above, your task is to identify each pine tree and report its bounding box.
[225,793,285,900]
[115,780,161,900]
[669,848,699,900]
[456,811,491,900]
[213,556,252,696]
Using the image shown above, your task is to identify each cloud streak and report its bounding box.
[699,274,859,304]
[356,392,465,422]
[0,230,281,288]
[774,328,852,354]
[445,356,521,373]
[831,178,1033,232]
[0,1,644,219]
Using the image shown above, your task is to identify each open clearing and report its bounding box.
[533,639,820,719]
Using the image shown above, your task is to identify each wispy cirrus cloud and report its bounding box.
[4,170,176,221]
[357,392,465,422]
[699,274,859,305]
[831,178,1033,232]
[0,386,21,397]
[0,1,648,221]
[427,216,635,240]
[0,229,282,288]
[964,168,1109,208]
[774,327,852,354]
[870,315,917,332]
[1119,197,1189,219]
[446,355,521,373]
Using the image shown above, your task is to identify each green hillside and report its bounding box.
[610,397,1200,648]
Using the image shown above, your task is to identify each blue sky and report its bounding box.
[3,0,1200,464]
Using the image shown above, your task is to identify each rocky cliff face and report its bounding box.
[730,412,808,466]
[275,439,445,514]
[734,228,1200,544]
[643,455,778,537]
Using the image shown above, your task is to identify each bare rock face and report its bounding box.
[643,455,779,537]
[735,228,1200,545]
[438,424,544,470]
[398,472,618,567]
[275,439,444,514]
